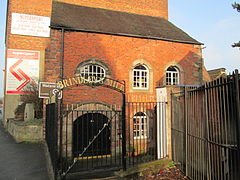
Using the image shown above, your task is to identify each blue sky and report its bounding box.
[0,0,240,97]
[0,0,7,98]
[169,0,240,72]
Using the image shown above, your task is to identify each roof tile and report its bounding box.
[51,1,202,45]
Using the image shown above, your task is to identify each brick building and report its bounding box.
[46,1,203,103]
[4,0,204,174]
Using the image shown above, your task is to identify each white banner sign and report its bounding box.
[6,49,40,94]
[11,13,50,37]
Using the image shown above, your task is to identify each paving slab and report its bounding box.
[0,122,49,180]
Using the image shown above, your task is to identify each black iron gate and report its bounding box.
[46,101,166,179]
[61,105,124,177]
[46,100,167,179]
[45,79,127,179]
[45,78,167,179]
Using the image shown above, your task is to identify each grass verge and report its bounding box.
[115,158,172,178]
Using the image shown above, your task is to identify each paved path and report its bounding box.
[0,122,49,180]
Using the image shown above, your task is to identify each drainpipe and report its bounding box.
[60,28,65,80]
[59,28,65,174]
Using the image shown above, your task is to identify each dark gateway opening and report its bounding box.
[73,113,111,157]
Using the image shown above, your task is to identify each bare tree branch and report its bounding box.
[15,82,43,119]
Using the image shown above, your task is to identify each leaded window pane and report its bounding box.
[133,65,149,89]
[79,64,106,82]
[166,66,179,85]
[133,112,148,139]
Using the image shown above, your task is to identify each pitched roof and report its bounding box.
[51,1,202,45]
[208,68,227,80]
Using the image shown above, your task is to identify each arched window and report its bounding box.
[166,66,179,85]
[133,112,147,139]
[133,65,149,89]
[77,64,106,82]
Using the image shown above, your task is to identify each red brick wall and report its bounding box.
[60,0,168,19]
[44,30,62,81]
[5,0,169,119]
[6,0,52,50]
[45,30,203,105]
[6,0,168,50]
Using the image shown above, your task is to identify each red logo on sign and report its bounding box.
[9,59,31,91]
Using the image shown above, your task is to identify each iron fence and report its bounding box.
[45,100,167,179]
[61,106,123,176]
[59,102,166,175]
[171,70,240,180]
[126,102,166,166]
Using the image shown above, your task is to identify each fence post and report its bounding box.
[234,70,240,178]
[170,90,173,161]
[184,86,188,176]
[122,93,127,170]
[204,83,211,180]
[234,70,240,147]
[54,92,59,180]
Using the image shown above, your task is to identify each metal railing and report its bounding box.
[171,70,240,180]
[61,108,123,174]
[58,101,167,175]
[45,100,168,179]
[125,102,167,166]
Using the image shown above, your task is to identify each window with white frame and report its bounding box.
[166,66,179,85]
[133,65,148,89]
[78,64,106,82]
[133,112,148,139]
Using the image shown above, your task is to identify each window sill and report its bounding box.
[133,136,148,140]
[130,88,150,93]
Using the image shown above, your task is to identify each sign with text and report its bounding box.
[6,49,40,94]
[39,82,62,99]
[57,76,125,93]
[11,13,50,37]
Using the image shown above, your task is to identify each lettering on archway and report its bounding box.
[57,76,125,93]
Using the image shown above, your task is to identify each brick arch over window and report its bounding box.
[164,63,183,85]
[133,64,149,89]
[75,58,111,76]
[129,59,153,93]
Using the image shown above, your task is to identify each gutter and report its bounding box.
[50,25,204,46]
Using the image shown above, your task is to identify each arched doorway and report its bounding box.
[73,113,111,157]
